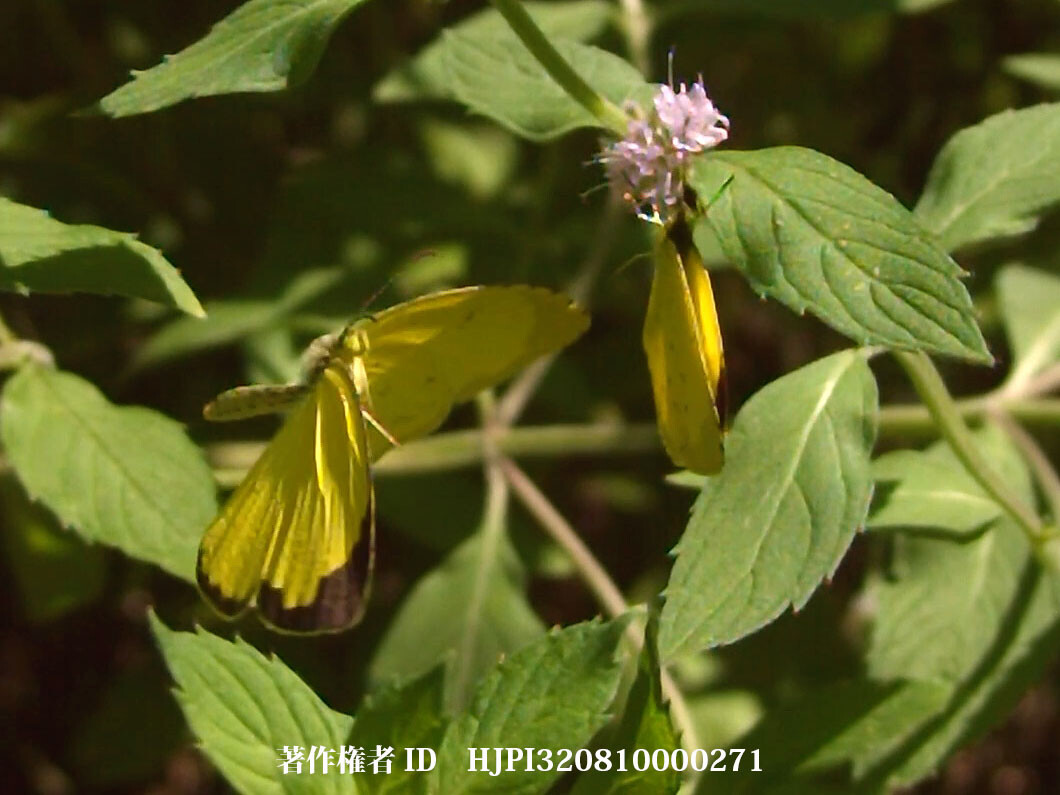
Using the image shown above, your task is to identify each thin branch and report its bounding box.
[989,408,1060,529]
[489,0,629,135]
[618,0,653,76]
[499,456,702,754]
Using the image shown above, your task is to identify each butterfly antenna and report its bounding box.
[612,250,654,279]
[667,46,676,88]
[361,407,400,447]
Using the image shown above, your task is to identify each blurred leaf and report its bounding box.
[875,567,1060,787]
[133,266,345,371]
[70,666,185,787]
[440,32,651,141]
[419,121,519,201]
[914,103,1060,251]
[869,449,1001,536]
[868,425,1033,683]
[351,666,448,795]
[150,614,355,795]
[659,350,878,660]
[0,196,203,316]
[433,618,629,795]
[0,365,216,581]
[1003,53,1060,92]
[665,0,955,20]
[369,530,544,709]
[695,679,950,794]
[690,148,990,363]
[571,626,681,795]
[0,477,105,622]
[996,264,1060,386]
[375,0,615,102]
[96,0,371,117]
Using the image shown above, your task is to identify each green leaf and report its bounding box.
[659,350,878,660]
[375,0,614,103]
[440,33,651,141]
[914,103,1060,251]
[351,667,448,795]
[150,614,355,795]
[433,618,628,795]
[369,531,545,710]
[869,449,1001,536]
[0,197,203,316]
[875,568,1060,787]
[868,425,1033,684]
[996,265,1060,387]
[96,0,370,117]
[700,679,950,794]
[571,626,681,795]
[1003,53,1060,92]
[857,424,1060,787]
[689,148,990,363]
[0,477,105,622]
[0,365,217,581]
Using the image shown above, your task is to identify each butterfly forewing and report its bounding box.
[642,219,725,475]
[341,286,589,458]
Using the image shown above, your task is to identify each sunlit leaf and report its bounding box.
[914,103,1060,251]
[869,449,1001,536]
[369,531,544,710]
[375,0,614,102]
[0,197,203,316]
[689,148,990,363]
[1003,53,1060,92]
[434,618,628,795]
[996,264,1060,386]
[351,666,448,795]
[659,350,878,660]
[150,614,354,795]
[96,0,371,117]
[0,365,216,581]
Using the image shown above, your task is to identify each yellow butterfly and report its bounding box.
[197,286,589,634]
[642,213,727,475]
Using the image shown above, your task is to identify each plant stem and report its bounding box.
[893,351,1048,548]
[989,409,1060,530]
[498,455,702,754]
[618,0,652,75]
[489,0,630,135]
[877,397,1060,436]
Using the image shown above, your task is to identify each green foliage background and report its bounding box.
[2,0,1060,793]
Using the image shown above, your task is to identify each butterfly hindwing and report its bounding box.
[642,216,725,475]
[196,363,374,634]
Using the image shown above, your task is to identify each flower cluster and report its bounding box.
[600,80,728,221]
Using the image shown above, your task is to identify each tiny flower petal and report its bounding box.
[600,78,728,221]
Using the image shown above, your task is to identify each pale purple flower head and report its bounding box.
[601,79,728,221]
